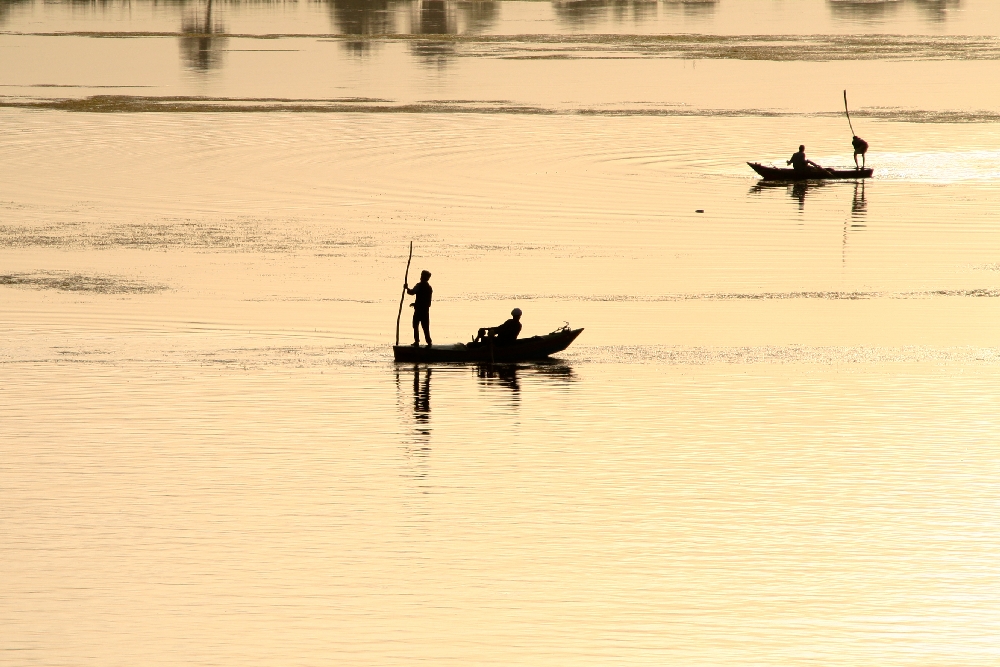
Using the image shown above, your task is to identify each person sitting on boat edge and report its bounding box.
[787,145,824,173]
[406,270,432,347]
[852,135,869,169]
[475,308,522,346]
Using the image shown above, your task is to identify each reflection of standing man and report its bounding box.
[413,366,431,422]
[406,270,433,347]
[852,180,867,216]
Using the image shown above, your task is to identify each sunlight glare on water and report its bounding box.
[875,150,1000,182]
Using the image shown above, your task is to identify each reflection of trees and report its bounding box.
[911,0,960,22]
[324,0,499,64]
[828,0,903,22]
[552,0,658,28]
[0,0,31,26]
[409,0,455,65]
[829,0,961,22]
[661,0,718,19]
[329,0,396,34]
[415,0,451,33]
[408,0,501,67]
[408,0,498,34]
[459,0,498,33]
[327,0,396,54]
[180,0,227,72]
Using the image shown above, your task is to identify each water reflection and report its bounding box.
[460,0,499,32]
[409,0,455,65]
[841,180,868,264]
[829,0,960,23]
[398,0,498,65]
[477,363,521,393]
[552,0,715,28]
[180,0,227,72]
[417,0,451,32]
[852,179,867,218]
[475,360,576,395]
[912,0,961,21]
[750,179,825,212]
[661,0,718,19]
[411,364,431,433]
[0,0,30,26]
[552,0,658,28]
[749,178,869,217]
[397,365,432,482]
[828,0,903,23]
[327,0,397,54]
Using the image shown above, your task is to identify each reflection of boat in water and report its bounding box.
[393,326,583,363]
[750,176,868,216]
[748,162,872,180]
[749,178,820,210]
[749,179,825,194]
[476,359,576,387]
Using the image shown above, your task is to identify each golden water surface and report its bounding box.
[4,1,1000,665]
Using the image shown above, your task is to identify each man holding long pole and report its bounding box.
[844,90,869,169]
[405,270,433,347]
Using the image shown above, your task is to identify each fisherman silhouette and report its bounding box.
[788,145,824,173]
[852,135,869,169]
[475,308,522,346]
[405,270,432,347]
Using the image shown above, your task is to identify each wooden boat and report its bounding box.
[393,326,584,363]
[748,162,872,180]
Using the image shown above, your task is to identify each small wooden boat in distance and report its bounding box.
[748,162,873,180]
[393,326,584,363]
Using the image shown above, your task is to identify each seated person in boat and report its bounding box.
[852,135,869,169]
[787,145,824,172]
[475,308,522,346]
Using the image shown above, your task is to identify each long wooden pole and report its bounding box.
[844,90,856,136]
[395,241,413,346]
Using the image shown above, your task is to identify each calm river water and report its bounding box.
[5,1,1000,665]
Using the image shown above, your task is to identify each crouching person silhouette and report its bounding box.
[476,308,522,347]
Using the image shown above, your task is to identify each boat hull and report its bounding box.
[748,162,872,180]
[393,328,584,363]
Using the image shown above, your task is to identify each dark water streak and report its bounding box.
[7,96,1000,124]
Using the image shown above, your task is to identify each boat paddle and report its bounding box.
[395,241,413,346]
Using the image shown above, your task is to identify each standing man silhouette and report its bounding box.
[406,270,433,347]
